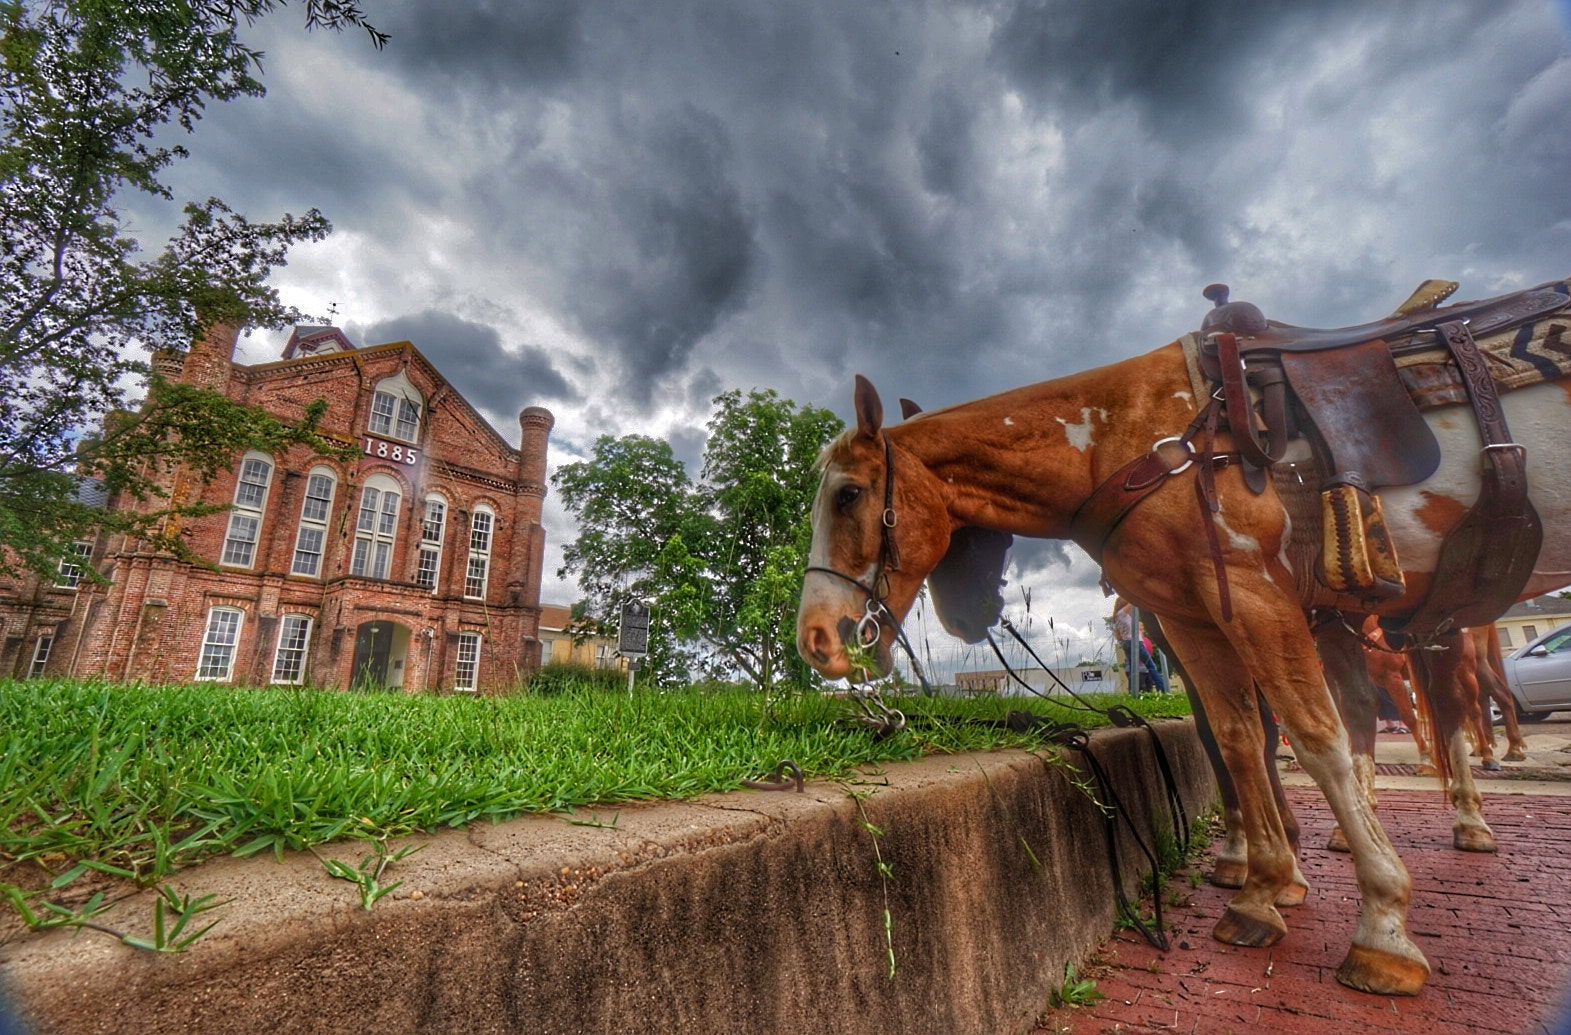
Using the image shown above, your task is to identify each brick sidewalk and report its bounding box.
[1037,787,1571,1035]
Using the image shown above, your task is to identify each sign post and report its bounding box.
[618,600,650,694]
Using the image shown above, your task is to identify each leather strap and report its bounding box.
[1216,331,1289,474]
[1070,401,1240,621]
[1384,320,1543,638]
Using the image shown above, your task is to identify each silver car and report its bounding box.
[1502,620,1571,722]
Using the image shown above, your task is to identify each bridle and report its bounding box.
[803,431,904,656]
[798,427,1185,951]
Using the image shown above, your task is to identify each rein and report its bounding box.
[803,431,1189,950]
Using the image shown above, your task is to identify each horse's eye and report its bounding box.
[835,485,862,512]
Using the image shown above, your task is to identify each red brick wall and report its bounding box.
[18,333,555,693]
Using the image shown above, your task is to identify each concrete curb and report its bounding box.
[2,720,1214,1035]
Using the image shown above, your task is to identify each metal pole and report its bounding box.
[1129,605,1140,695]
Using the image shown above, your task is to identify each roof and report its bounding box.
[539,604,573,632]
[1498,593,1571,620]
[241,340,523,457]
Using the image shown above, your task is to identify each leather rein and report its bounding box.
[800,428,1188,952]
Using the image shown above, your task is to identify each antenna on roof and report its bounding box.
[326,301,340,321]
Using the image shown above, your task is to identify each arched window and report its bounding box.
[197,606,244,681]
[415,494,447,591]
[368,372,423,443]
[290,466,338,577]
[350,473,403,580]
[270,613,314,684]
[222,451,273,568]
[464,504,494,599]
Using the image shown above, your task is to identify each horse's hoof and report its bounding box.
[1453,825,1499,853]
[1209,858,1247,889]
[1483,759,1501,772]
[1415,763,1439,777]
[1325,825,1351,853]
[1505,749,1527,762]
[1275,880,1309,908]
[1213,904,1286,948]
[1336,943,1429,997]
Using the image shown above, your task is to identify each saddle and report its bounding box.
[1195,279,1566,635]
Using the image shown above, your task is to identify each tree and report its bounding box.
[553,390,844,690]
[0,1,385,579]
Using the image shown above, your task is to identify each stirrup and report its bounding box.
[1318,483,1405,599]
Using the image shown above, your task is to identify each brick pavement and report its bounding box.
[1037,787,1571,1035]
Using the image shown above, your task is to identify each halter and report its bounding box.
[804,431,903,652]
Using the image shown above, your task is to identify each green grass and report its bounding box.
[0,678,1190,893]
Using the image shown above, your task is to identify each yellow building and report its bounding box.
[537,603,626,671]
[1494,594,1571,652]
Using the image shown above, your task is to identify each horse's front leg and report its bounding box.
[1158,617,1307,943]
[1221,596,1429,995]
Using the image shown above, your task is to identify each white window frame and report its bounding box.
[595,643,615,670]
[464,506,494,600]
[222,452,273,568]
[196,607,244,682]
[55,540,94,588]
[455,631,481,692]
[415,495,447,591]
[350,474,402,580]
[367,374,423,443]
[540,638,554,667]
[290,467,338,577]
[270,613,313,685]
[1499,627,1513,649]
[28,634,54,678]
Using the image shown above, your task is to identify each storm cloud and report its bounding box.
[143,0,1571,655]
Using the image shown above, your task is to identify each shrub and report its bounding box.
[526,663,626,695]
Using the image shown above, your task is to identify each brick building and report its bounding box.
[0,323,554,693]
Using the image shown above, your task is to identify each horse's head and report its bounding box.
[796,375,1012,680]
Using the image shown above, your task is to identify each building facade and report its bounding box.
[537,603,625,672]
[1494,594,1571,652]
[0,324,554,693]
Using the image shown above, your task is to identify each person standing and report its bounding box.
[1113,599,1168,694]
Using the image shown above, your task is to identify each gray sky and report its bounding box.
[142,0,1571,674]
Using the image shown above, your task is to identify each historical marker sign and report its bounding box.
[618,600,650,657]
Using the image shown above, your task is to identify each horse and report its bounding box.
[796,298,1571,995]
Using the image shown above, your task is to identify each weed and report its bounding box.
[3,880,226,952]
[1051,961,1104,1008]
[320,836,427,911]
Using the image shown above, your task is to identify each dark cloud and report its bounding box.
[362,310,580,418]
[142,0,1571,624]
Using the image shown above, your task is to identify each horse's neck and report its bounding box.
[898,345,1195,538]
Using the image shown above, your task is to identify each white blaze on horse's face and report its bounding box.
[797,455,885,679]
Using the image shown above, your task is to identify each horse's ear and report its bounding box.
[927,526,1013,644]
[853,374,883,440]
[899,398,923,420]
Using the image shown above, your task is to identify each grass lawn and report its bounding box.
[1,677,1191,897]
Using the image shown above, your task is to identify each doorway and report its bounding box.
[350,620,410,691]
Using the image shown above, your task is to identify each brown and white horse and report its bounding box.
[795,348,1570,996]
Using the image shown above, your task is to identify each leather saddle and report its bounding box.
[1193,279,1564,630]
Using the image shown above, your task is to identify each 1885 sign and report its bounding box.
[362,436,419,466]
